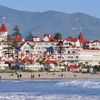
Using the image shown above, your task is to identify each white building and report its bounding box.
[0,23,8,41]
[0,23,9,57]
[79,49,100,66]
[33,41,57,54]
[63,38,81,47]
[88,40,100,49]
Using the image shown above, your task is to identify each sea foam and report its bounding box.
[56,80,100,88]
[0,92,99,100]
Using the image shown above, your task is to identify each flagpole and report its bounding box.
[79,26,82,33]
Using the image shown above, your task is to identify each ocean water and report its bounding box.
[0,79,100,100]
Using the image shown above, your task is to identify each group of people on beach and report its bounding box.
[31,74,41,79]
[16,73,22,79]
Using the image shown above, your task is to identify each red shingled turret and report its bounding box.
[0,23,8,32]
[78,33,85,44]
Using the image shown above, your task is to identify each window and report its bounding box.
[68,56,70,58]
[58,56,61,59]
[51,43,54,46]
[65,43,69,45]
[71,56,73,58]
[73,51,75,54]
[68,51,70,54]
[24,47,27,49]
[76,56,78,58]
[26,50,29,53]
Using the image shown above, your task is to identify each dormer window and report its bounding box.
[26,50,29,53]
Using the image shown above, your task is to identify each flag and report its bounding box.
[3,16,6,19]
[2,16,6,23]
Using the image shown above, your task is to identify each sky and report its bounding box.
[0,0,100,18]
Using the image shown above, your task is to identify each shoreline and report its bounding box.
[0,72,100,80]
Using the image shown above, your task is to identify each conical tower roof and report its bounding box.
[78,32,85,44]
[0,23,8,32]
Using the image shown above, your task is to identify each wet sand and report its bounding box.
[0,72,100,80]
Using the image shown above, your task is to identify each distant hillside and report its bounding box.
[0,5,100,40]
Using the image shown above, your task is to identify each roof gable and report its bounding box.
[19,42,34,50]
[41,33,54,41]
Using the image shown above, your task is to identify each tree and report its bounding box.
[46,46,54,55]
[67,36,73,38]
[7,34,11,41]
[12,25,22,36]
[58,46,65,59]
[12,40,19,48]
[7,34,12,46]
[54,32,62,41]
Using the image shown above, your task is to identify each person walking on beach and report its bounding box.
[17,74,19,79]
[31,74,32,79]
[38,74,40,78]
[89,67,94,76]
[32,75,34,79]
[19,74,22,78]
[31,74,34,79]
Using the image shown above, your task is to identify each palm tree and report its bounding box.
[26,32,33,41]
[46,46,54,55]
[12,25,22,36]
[12,40,19,48]
[54,32,62,41]
[58,46,65,59]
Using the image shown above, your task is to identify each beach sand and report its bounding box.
[0,72,100,80]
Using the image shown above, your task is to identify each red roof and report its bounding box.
[45,59,56,64]
[0,23,8,32]
[66,38,78,42]
[84,40,89,44]
[43,33,54,39]
[44,33,50,36]
[22,57,34,63]
[78,33,89,44]
[78,33,84,40]
[12,35,24,42]
[65,65,80,69]
[78,33,85,44]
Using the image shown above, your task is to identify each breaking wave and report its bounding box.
[0,92,99,100]
[56,80,100,88]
